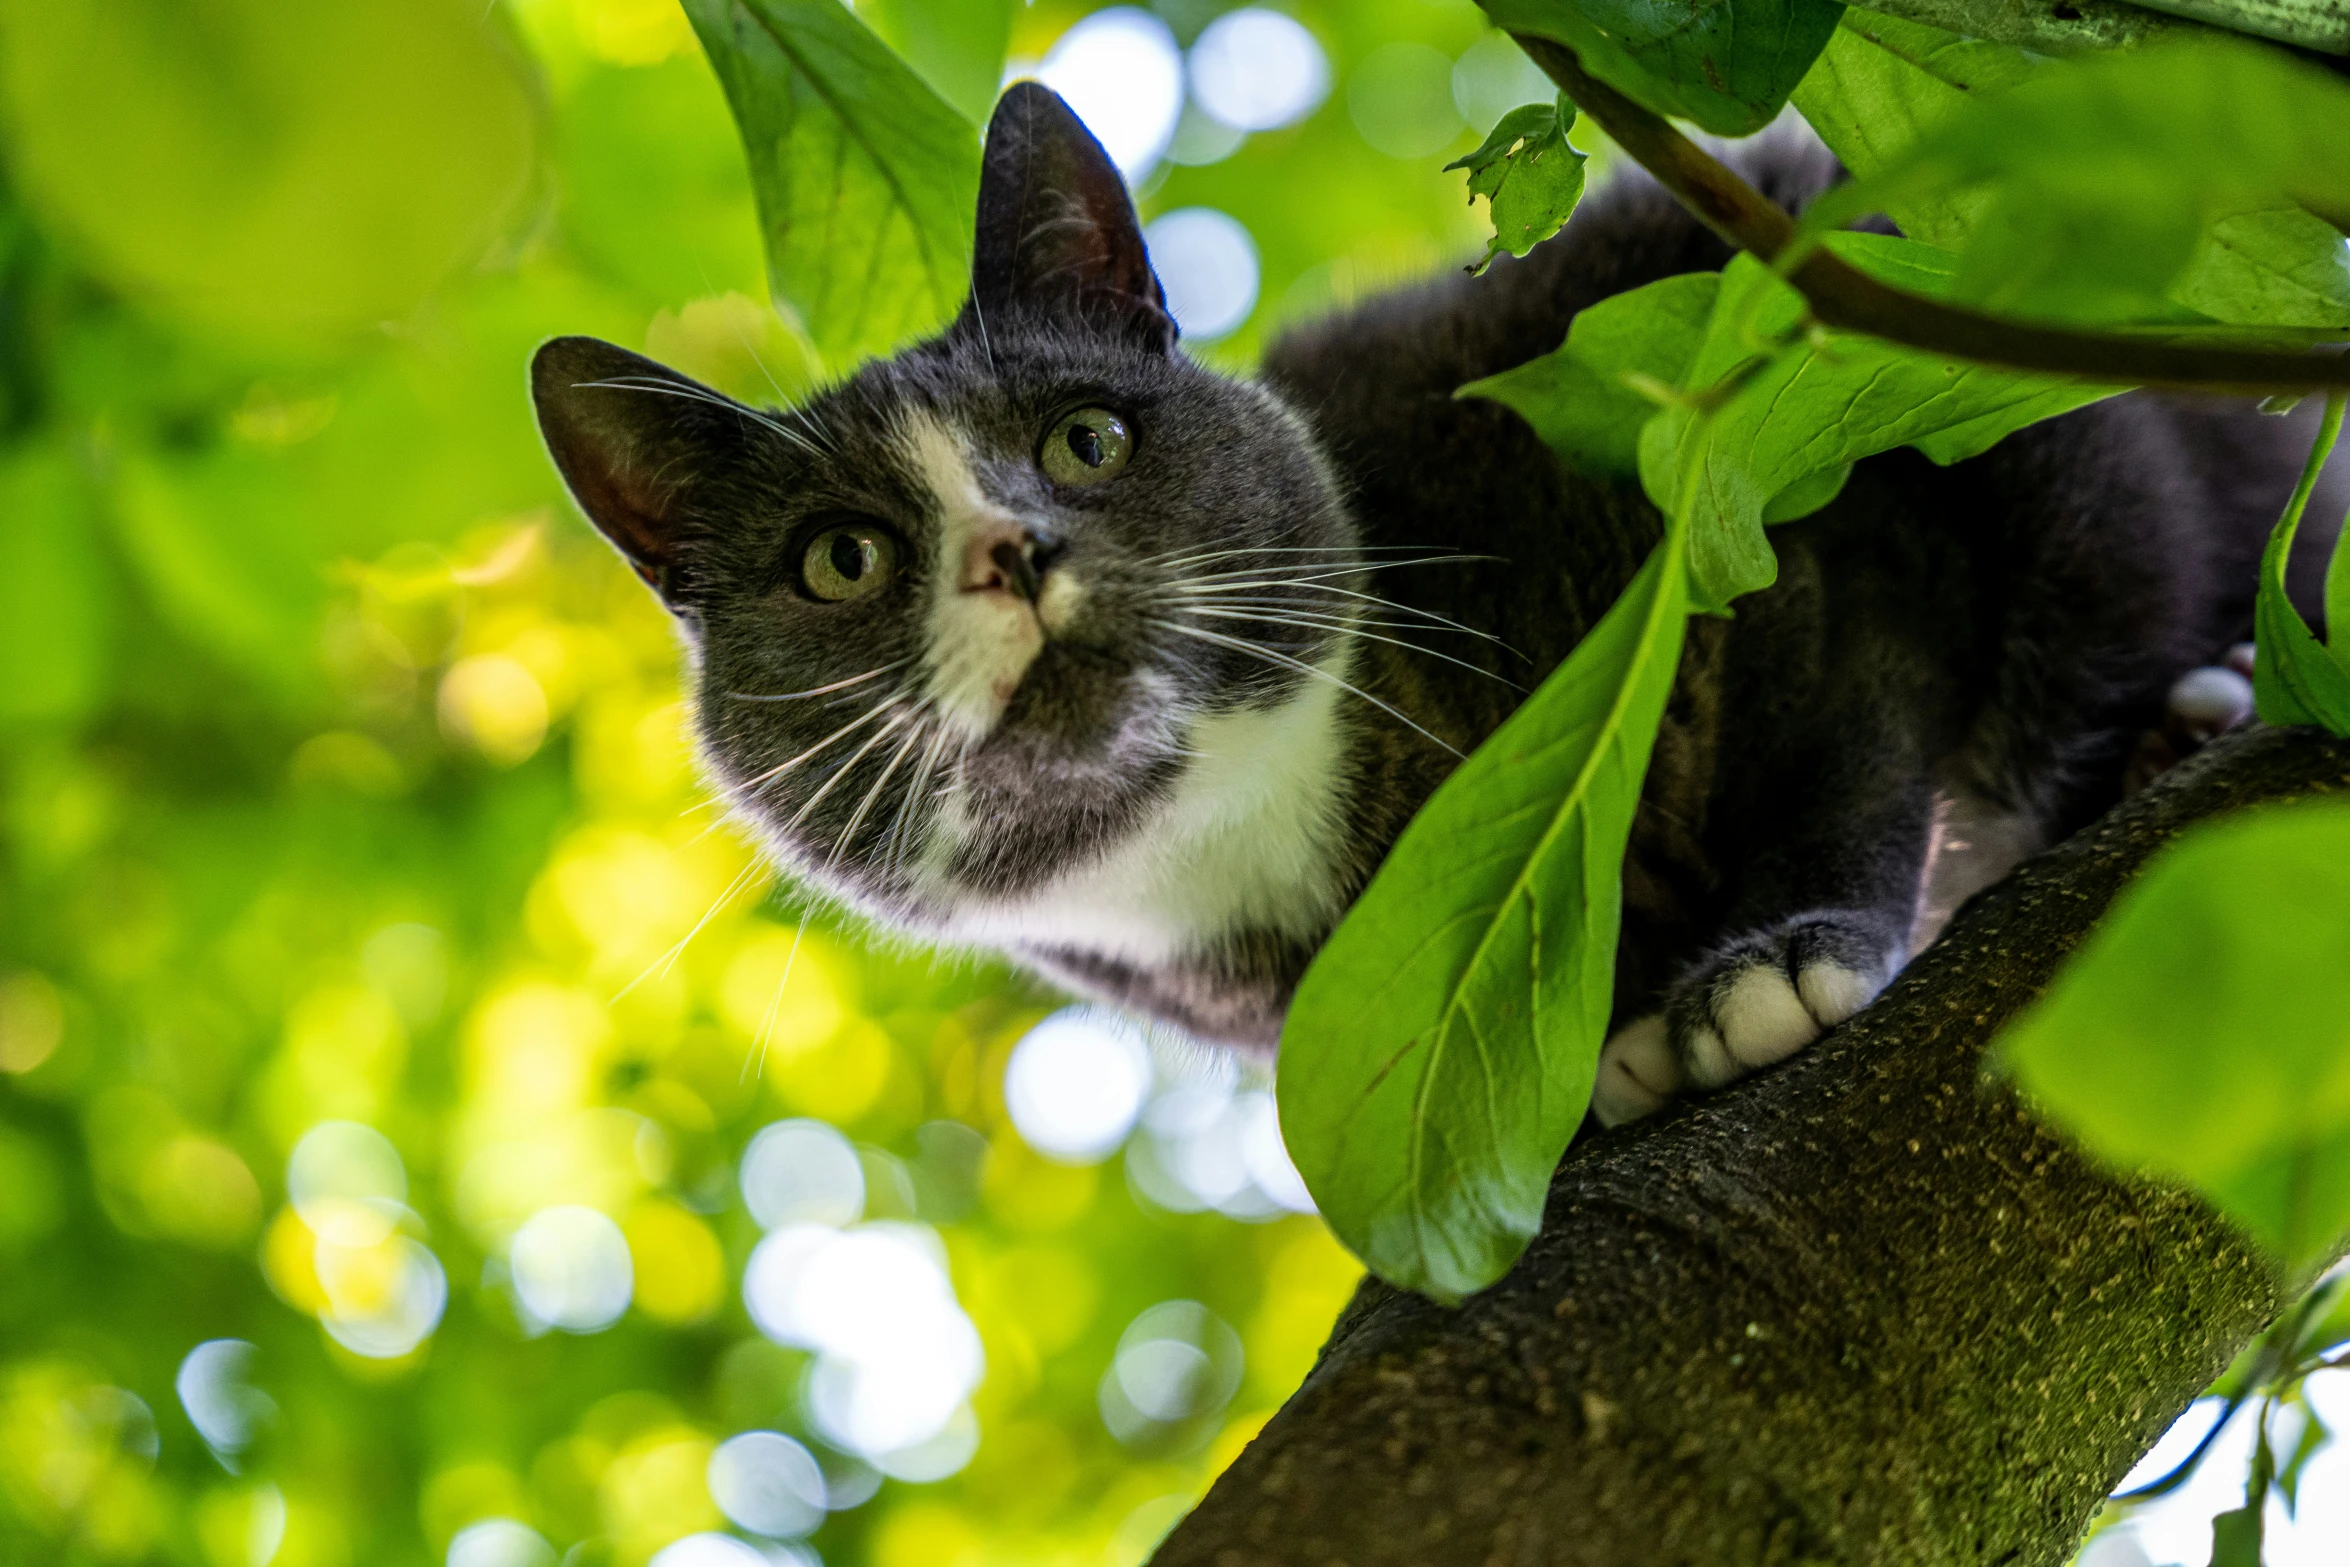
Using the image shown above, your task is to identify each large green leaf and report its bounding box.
[1481,0,1846,137]
[1279,525,1690,1302]
[1639,234,2117,608]
[1804,36,2350,330]
[1458,271,1719,477]
[1999,801,2350,1267]
[1790,10,2038,248]
[1797,14,2350,327]
[683,0,980,369]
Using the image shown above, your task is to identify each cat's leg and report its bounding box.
[1594,767,1938,1126]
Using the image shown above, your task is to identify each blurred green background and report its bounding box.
[0,2,1578,1563]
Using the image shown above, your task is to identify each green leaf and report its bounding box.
[1480,0,1846,137]
[1458,271,1720,477]
[683,0,980,370]
[1998,800,2350,1268]
[1279,526,1691,1302]
[2253,393,2350,734]
[1445,97,1588,275]
[2278,1402,2330,1515]
[2175,207,2350,333]
[857,0,1012,125]
[1638,233,2116,608]
[1791,10,2038,249]
[2210,1503,2265,1567]
[1805,37,2350,330]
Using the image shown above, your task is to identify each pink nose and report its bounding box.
[959,519,1062,603]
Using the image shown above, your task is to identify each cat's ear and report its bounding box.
[530,336,745,607]
[965,82,1176,351]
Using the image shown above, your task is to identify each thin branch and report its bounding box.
[1513,34,2350,396]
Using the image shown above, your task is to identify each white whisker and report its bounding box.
[1179,607,1522,689]
[1153,621,1462,757]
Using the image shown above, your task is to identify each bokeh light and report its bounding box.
[740,1118,865,1229]
[646,1533,772,1567]
[1003,1008,1155,1163]
[174,1340,274,1467]
[1145,208,1262,341]
[509,1204,635,1333]
[316,1233,448,1359]
[1098,1300,1245,1451]
[446,1517,557,1567]
[287,1119,408,1247]
[1035,8,1184,179]
[746,1220,984,1464]
[706,1429,827,1539]
[1188,10,1330,132]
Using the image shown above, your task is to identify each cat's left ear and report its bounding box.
[531,336,748,610]
[963,82,1176,352]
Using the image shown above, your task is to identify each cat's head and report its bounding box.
[531,83,1355,921]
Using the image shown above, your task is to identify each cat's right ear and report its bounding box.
[964,82,1175,351]
[530,336,744,607]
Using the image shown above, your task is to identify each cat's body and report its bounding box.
[533,86,2329,1124]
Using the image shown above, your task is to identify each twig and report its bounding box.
[1512,34,2350,396]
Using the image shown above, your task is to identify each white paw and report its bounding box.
[1681,959,1884,1090]
[1593,1013,1680,1126]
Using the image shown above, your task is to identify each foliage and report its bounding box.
[1280,0,2350,1307]
[2000,800,2350,1268]
[1443,97,1587,273]
[0,0,1533,1562]
[683,0,981,366]
[1482,0,1844,135]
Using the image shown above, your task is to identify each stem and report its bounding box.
[1512,35,2350,396]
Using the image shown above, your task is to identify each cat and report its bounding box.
[532,82,2331,1128]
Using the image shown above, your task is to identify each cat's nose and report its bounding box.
[960,519,1065,605]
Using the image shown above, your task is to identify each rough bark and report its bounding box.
[1155,725,2350,1567]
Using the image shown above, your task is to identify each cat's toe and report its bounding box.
[1667,915,1899,1091]
[1593,1013,1679,1126]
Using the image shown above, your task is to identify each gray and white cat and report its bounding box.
[533,84,2322,1127]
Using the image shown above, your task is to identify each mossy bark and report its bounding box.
[1155,726,2350,1567]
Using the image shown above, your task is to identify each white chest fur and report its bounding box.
[933,663,1356,968]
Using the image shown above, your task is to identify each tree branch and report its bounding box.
[1514,35,2350,396]
[1156,725,2350,1566]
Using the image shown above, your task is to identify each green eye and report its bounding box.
[800,522,900,602]
[1041,406,1133,487]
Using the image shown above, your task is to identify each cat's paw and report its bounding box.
[1666,913,1901,1093]
[2124,646,2256,795]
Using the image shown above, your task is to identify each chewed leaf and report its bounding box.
[1997,800,2350,1269]
[1445,96,1587,275]
[1481,0,1845,137]
[684,0,981,370]
[1458,271,1719,477]
[1279,528,1690,1302]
